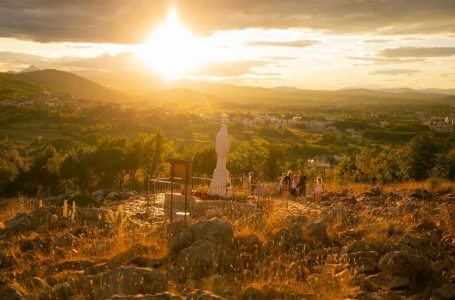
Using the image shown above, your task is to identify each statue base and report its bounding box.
[209,168,232,198]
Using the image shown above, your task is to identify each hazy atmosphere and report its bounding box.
[0,1,454,300]
[1,0,455,89]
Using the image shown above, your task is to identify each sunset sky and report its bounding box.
[1,0,454,89]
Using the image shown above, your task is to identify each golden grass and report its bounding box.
[0,196,34,223]
[326,180,455,195]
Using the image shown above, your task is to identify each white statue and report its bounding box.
[215,124,230,169]
[209,122,232,198]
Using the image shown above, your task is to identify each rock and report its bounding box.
[241,286,267,300]
[0,285,25,300]
[112,243,160,264]
[414,220,438,232]
[77,207,115,223]
[22,277,51,295]
[346,251,380,274]
[187,289,226,300]
[409,188,432,200]
[91,189,108,198]
[106,192,120,200]
[305,221,330,245]
[345,241,366,254]
[5,213,32,233]
[190,218,234,246]
[171,240,219,282]
[57,232,78,248]
[0,252,17,269]
[379,251,433,285]
[48,266,167,299]
[434,283,455,299]
[118,191,135,200]
[235,234,262,254]
[388,276,410,290]
[53,259,99,273]
[169,230,193,257]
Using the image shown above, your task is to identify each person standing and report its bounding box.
[248,172,255,195]
[290,175,298,197]
[280,171,292,197]
[314,177,324,203]
[298,172,307,198]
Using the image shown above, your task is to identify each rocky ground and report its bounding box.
[0,185,455,299]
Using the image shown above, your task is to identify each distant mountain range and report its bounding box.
[0,66,454,104]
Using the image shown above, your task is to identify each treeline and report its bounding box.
[335,134,455,183]
[1,131,453,197]
[0,130,173,196]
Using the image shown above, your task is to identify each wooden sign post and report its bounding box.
[167,159,193,222]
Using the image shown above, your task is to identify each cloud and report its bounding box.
[363,39,391,44]
[369,69,421,75]
[349,56,426,65]
[0,0,454,43]
[379,47,455,57]
[191,60,271,77]
[244,40,319,48]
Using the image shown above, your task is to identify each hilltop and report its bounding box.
[0,182,454,299]
[0,69,126,101]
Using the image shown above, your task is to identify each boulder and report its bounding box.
[305,221,330,245]
[5,213,32,233]
[434,283,455,299]
[0,285,25,300]
[190,218,234,247]
[414,220,438,232]
[77,207,115,223]
[47,267,167,299]
[241,286,267,300]
[235,234,262,254]
[379,251,433,285]
[0,252,17,269]
[346,251,380,274]
[91,189,108,198]
[171,240,219,282]
[169,230,193,257]
[409,188,432,200]
[118,191,135,200]
[106,192,120,200]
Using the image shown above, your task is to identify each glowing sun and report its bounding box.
[138,9,204,80]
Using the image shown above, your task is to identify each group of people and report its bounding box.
[278,171,324,202]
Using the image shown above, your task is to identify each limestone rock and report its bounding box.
[77,207,115,223]
[190,217,234,247]
[434,283,455,299]
[5,213,32,233]
[305,221,330,245]
[172,240,219,282]
[346,251,380,274]
[379,251,432,285]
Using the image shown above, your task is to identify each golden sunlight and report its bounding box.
[137,9,206,80]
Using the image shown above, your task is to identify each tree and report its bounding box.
[191,145,217,177]
[401,134,443,180]
[60,145,94,193]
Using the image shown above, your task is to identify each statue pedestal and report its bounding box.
[209,168,232,198]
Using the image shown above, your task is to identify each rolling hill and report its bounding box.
[13,69,126,101]
[0,73,42,100]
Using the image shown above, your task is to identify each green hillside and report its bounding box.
[0,73,41,100]
[14,69,126,101]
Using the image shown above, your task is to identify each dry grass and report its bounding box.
[0,196,35,224]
